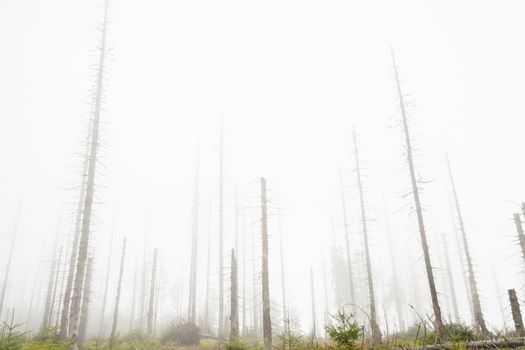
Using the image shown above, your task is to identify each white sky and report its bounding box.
[1,0,525,336]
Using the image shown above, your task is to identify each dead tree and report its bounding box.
[41,235,60,332]
[513,214,525,268]
[69,0,109,342]
[49,245,64,331]
[338,169,357,314]
[242,208,247,336]
[441,233,460,323]
[188,147,200,324]
[218,118,225,342]
[110,237,127,340]
[129,257,138,333]
[252,213,259,336]
[260,178,272,350]
[310,268,317,339]
[204,201,212,332]
[383,199,406,332]
[508,289,525,337]
[230,250,239,340]
[446,154,489,336]
[278,209,287,326]
[391,48,445,339]
[98,220,115,338]
[147,248,158,336]
[78,256,93,346]
[0,212,19,321]
[322,259,329,336]
[352,127,381,344]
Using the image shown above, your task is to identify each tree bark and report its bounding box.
[509,289,525,337]
[260,178,272,350]
[230,250,239,340]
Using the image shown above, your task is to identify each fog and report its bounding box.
[1,0,525,343]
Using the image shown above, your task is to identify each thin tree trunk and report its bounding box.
[260,178,272,350]
[441,233,460,323]
[49,246,64,330]
[446,154,489,336]
[322,259,329,338]
[218,119,225,343]
[188,148,200,324]
[25,246,45,332]
[230,250,239,340]
[78,256,93,347]
[242,208,247,336]
[278,209,287,326]
[513,214,525,268]
[338,169,356,314]
[110,237,127,341]
[70,1,109,342]
[41,235,60,332]
[140,233,148,332]
[310,268,317,339]
[391,48,445,339]
[204,201,212,332]
[252,213,259,337]
[0,211,19,321]
[98,219,116,338]
[129,257,138,333]
[147,249,158,336]
[509,289,525,337]
[352,127,381,344]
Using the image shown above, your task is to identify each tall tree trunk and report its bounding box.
[0,211,19,321]
[446,155,489,336]
[78,256,93,347]
[70,0,109,342]
[230,250,239,340]
[509,289,525,337]
[218,119,225,343]
[278,209,287,326]
[147,249,158,336]
[242,208,247,336]
[383,199,405,332]
[49,245,64,330]
[338,169,356,314]
[140,234,148,332]
[352,127,381,344]
[260,178,272,350]
[41,234,60,332]
[252,213,259,337]
[441,233,460,323]
[98,219,116,338]
[391,49,445,339]
[25,247,45,331]
[188,148,200,324]
[310,268,317,339]
[204,201,212,332]
[110,237,127,340]
[322,259,329,338]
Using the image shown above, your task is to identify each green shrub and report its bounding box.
[161,320,200,346]
[325,310,360,350]
[446,323,477,343]
[225,337,248,350]
[277,317,303,350]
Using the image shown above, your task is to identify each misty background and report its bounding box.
[1,0,525,337]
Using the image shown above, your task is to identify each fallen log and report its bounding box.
[398,338,525,350]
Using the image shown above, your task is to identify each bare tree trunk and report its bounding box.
[391,49,445,339]
[509,289,525,337]
[188,148,200,324]
[441,233,460,323]
[446,155,489,336]
[383,198,406,333]
[98,219,116,338]
[204,201,212,332]
[147,249,158,336]
[49,245,64,330]
[338,169,356,315]
[242,208,247,336]
[0,212,19,321]
[278,209,287,327]
[41,235,60,332]
[78,256,93,347]
[110,237,127,341]
[230,250,239,340]
[140,234,148,332]
[322,259,329,338]
[70,1,109,343]
[310,268,317,339]
[218,119,225,344]
[252,213,259,337]
[352,127,381,344]
[130,257,138,333]
[513,214,525,268]
[260,178,272,350]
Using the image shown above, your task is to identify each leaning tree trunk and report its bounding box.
[260,178,272,350]
[147,248,158,336]
[110,237,127,341]
[78,256,93,347]
[70,0,109,343]
[230,250,239,340]
[391,48,445,339]
[446,154,490,336]
[352,127,381,344]
[338,169,357,315]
